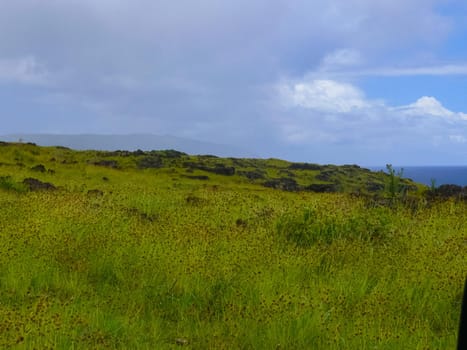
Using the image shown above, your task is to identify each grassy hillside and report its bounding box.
[0,142,465,349]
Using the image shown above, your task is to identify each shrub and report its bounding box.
[0,176,27,192]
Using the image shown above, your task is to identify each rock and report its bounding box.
[183,162,235,176]
[137,156,162,169]
[23,178,56,191]
[87,189,104,196]
[237,170,266,180]
[437,184,462,197]
[263,178,300,191]
[61,159,78,164]
[288,163,323,171]
[91,160,119,168]
[184,175,209,180]
[236,218,248,228]
[366,181,384,192]
[31,164,46,173]
[305,183,337,193]
[211,165,235,176]
[315,171,335,182]
[175,338,188,346]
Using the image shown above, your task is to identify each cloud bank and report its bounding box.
[0,0,466,164]
[274,76,467,164]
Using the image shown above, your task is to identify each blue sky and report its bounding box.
[1,0,467,165]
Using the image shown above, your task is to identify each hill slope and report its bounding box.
[0,141,419,196]
[0,141,464,349]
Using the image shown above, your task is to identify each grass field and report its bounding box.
[0,142,465,349]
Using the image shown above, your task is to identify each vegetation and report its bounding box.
[0,142,465,349]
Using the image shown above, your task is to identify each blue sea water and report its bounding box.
[369,166,467,187]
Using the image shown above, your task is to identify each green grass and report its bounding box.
[0,142,465,349]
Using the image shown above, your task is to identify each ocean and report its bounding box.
[369,166,467,187]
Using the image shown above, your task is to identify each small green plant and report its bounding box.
[385,164,405,199]
[276,206,393,247]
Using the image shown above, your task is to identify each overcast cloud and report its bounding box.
[1,0,467,164]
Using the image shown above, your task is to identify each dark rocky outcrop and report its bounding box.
[31,164,47,173]
[288,163,323,171]
[23,178,56,191]
[315,170,336,182]
[437,184,463,197]
[61,159,78,164]
[237,170,266,180]
[305,183,338,193]
[137,156,162,169]
[210,165,235,176]
[183,162,235,176]
[91,160,119,168]
[263,178,300,191]
[366,181,385,192]
[427,184,467,199]
[183,175,210,180]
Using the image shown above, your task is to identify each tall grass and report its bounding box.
[0,147,465,349]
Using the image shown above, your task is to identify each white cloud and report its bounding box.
[396,96,467,121]
[278,79,467,122]
[276,77,467,152]
[278,79,370,113]
[0,56,50,86]
[397,96,455,118]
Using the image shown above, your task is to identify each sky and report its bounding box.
[1,0,467,165]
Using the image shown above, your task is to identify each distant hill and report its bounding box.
[0,141,423,195]
[0,134,256,158]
